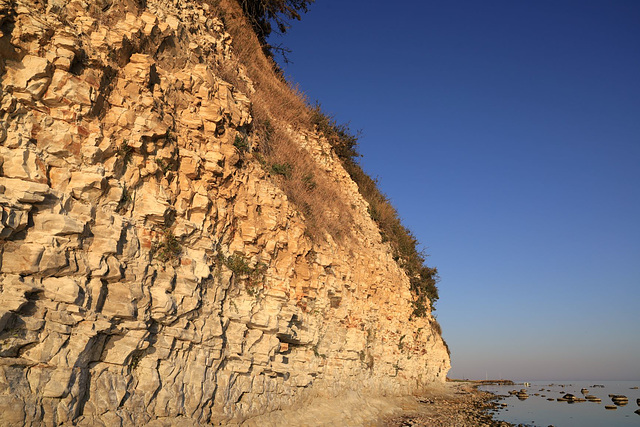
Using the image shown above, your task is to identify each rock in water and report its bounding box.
[611,395,629,406]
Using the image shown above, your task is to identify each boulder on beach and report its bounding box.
[562,394,576,402]
[581,388,589,394]
[605,405,617,410]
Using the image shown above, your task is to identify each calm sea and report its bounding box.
[480,380,640,427]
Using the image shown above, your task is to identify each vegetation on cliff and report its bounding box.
[219,0,439,313]
[310,105,440,314]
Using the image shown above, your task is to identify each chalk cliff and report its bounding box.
[0,0,450,425]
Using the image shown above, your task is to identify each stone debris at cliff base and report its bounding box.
[384,382,514,427]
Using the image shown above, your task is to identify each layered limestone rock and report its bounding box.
[0,0,450,425]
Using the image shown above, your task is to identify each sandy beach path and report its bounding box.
[240,382,512,426]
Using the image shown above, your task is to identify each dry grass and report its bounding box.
[251,108,353,240]
[217,0,310,127]
[206,1,439,315]
[213,0,353,241]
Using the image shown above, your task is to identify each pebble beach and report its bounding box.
[384,382,513,427]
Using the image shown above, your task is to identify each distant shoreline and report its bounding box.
[448,378,516,386]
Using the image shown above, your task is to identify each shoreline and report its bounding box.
[382,381,513,427]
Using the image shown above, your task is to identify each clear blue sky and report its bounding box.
[275,0,640,381]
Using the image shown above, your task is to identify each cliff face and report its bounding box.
[0,0,450,425]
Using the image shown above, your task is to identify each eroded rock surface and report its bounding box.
[0,0,450,425]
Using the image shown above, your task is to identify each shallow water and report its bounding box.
[480,380,640,427]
